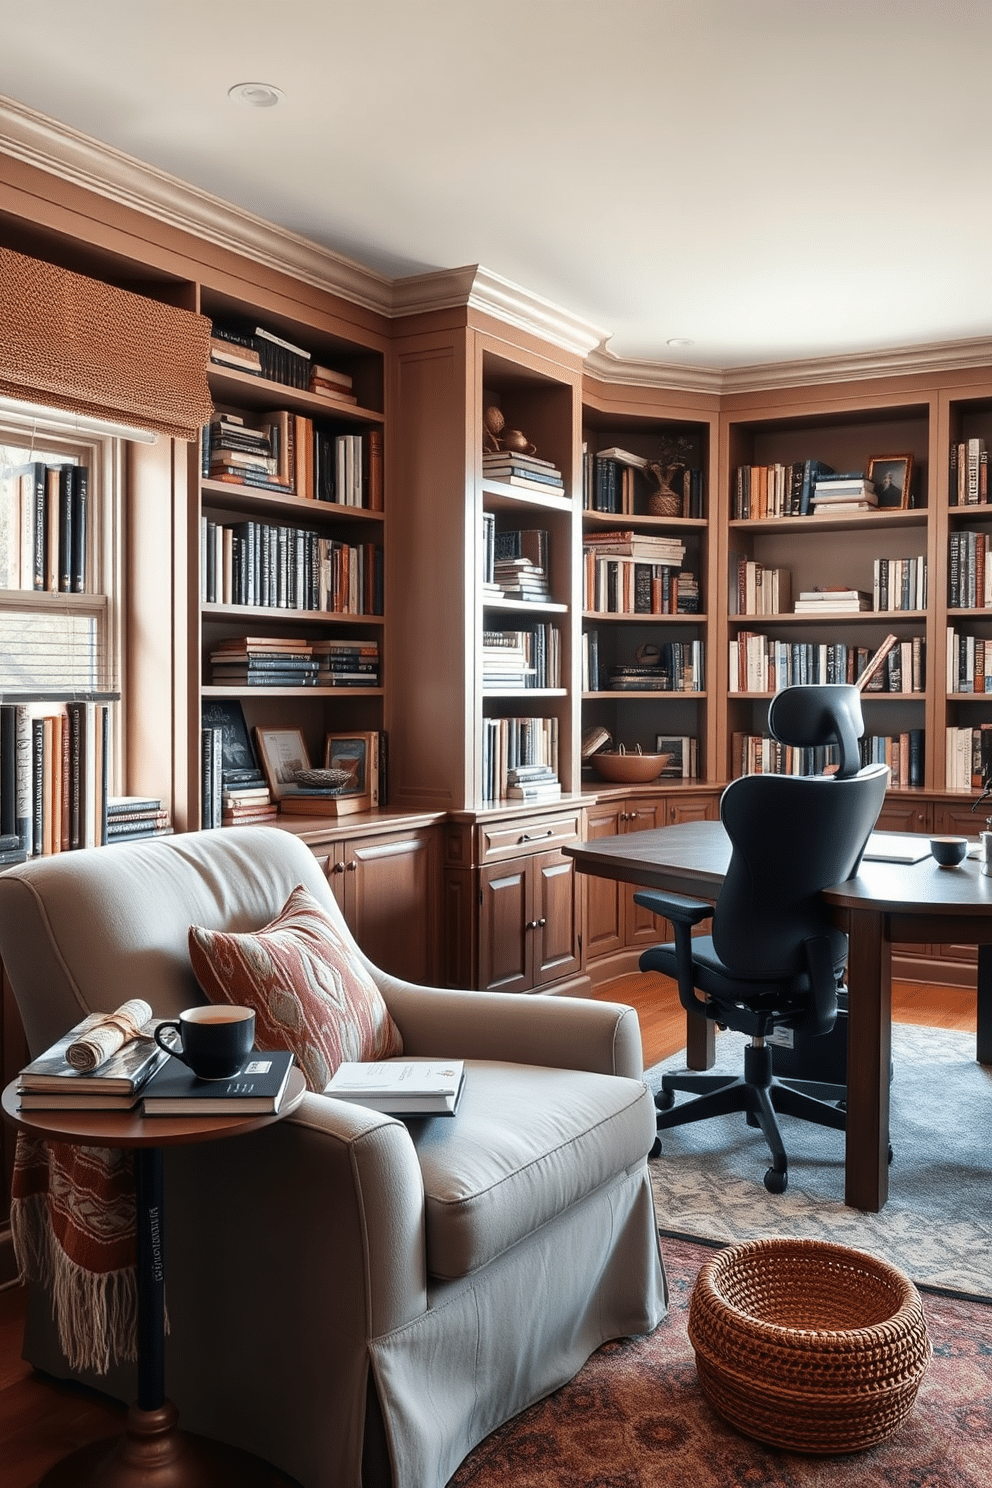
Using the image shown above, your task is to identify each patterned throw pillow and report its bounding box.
[188,883,403,1092]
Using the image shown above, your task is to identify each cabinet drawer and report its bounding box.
[480,813,581,863]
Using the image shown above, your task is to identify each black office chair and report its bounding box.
[635,684,888,1193]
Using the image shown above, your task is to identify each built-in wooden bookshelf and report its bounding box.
[579,386,720,787]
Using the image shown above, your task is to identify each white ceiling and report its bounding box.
[3,0,992,373]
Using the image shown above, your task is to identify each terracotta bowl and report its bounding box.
[590,751,671,784]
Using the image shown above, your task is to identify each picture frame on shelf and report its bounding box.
[254,727,311,801]
[324,731,379,808]
[867,454,913,510]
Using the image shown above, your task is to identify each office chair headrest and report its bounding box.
[767,684,865,779]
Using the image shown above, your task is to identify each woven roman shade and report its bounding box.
[0,247,213,441]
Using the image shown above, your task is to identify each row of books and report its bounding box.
[947,628,992,694]
[873,556,927,612]
[583,562,697,616]
[0,700,172,858]
[729,636,925,694]
[732,459,834,520]
[946,725,992,791]
[730,557,791,615]
[0,460,88,593]
[200,518,383,615]
[210,319,357,404]
[586,638,706,693]
[481,714,559,802]
[201,727,276,829]
[949,438,988,506]
[583,447,704,518]
[809,472,879,512]
[208,636,381,689]
[948,529,992,608]
[203,411,382,508]
[481,625,561,690]
[733,731,924,787]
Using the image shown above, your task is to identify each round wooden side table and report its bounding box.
[2,1069,307,1488]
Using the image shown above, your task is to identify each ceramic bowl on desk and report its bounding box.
[590,749,671,785]
[929,836,968,867]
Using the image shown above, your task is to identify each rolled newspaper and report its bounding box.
[64,998,154,1072]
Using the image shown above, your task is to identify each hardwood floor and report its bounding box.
[0,974,977,1488]
[593,969,978,1069]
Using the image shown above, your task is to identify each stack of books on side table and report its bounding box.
[17,1011,167,1110]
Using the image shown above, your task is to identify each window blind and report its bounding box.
[0,247,213,441]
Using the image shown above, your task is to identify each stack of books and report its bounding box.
[311,638,380,687]
[209,638,319,687]
[206,415,284,491]
[208,328,262,376]
[793,587,874,614]
[309,363,357,405]
[222,780,276,827]
[482,631,536,690]
[105,796,173,844]
[505,764,562,801]
[16,1012,168,1111]
[482,450,564,495]
[811,473,878,512]
[141,1050,295,1115]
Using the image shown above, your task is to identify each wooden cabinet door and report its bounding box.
[479,859,531,994]
[622,796,668,949]
[582,801,625,962]
[665,792,720,826]
[532,849,581,987]
[340,828,440,985]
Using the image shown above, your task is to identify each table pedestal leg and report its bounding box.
[38,1148,293,1488]
[977,944,992,1066]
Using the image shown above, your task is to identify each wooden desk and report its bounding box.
[2,1070,306,1488]
[565,823,992,1213]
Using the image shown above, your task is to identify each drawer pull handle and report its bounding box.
[519,829,554,843]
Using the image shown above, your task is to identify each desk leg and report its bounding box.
[844,910,890,1214]
[977,945,992,1066]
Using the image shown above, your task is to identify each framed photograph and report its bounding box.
[324,731,379,806]
[254,727,311,801]
[867,454,913,510]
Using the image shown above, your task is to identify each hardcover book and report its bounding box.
[18,1017,167,1097]
[141,1049,295,1115]
[324,1059,465,1116]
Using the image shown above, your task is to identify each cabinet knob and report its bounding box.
[628,811,639,821]
[346,859,357,872]
[525,917,548,930]
[332,862,346,875]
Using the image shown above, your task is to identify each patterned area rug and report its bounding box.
[447,1236,992,1487]
[646,1024,992,1300]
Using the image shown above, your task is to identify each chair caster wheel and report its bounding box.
[655,1089,675,1111]
[649,1136,662,1159]
[764,1167,788,1194]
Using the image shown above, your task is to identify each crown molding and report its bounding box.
[392,264,609,357]
[586,335,992,396]
[0,94,396,316]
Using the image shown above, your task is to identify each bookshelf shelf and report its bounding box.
[207,365,385,424]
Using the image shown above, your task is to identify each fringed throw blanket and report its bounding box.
[10,1000,157,1374]
[11,1134,138,1372]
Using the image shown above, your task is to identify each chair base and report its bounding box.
[654,1041,846,1194]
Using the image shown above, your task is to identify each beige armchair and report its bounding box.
[0,826,666,1488]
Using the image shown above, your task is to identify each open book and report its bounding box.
[324,1060,465,1116]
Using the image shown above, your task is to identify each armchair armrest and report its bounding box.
[375,978,646,1078]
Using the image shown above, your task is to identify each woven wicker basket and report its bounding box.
[647,491,683,517]
[687,1238,931,1453]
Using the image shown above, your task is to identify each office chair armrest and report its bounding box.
[632,889,714,927]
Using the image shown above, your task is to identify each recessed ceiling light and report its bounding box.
[228,82,284,109]
[667,337,695,348]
